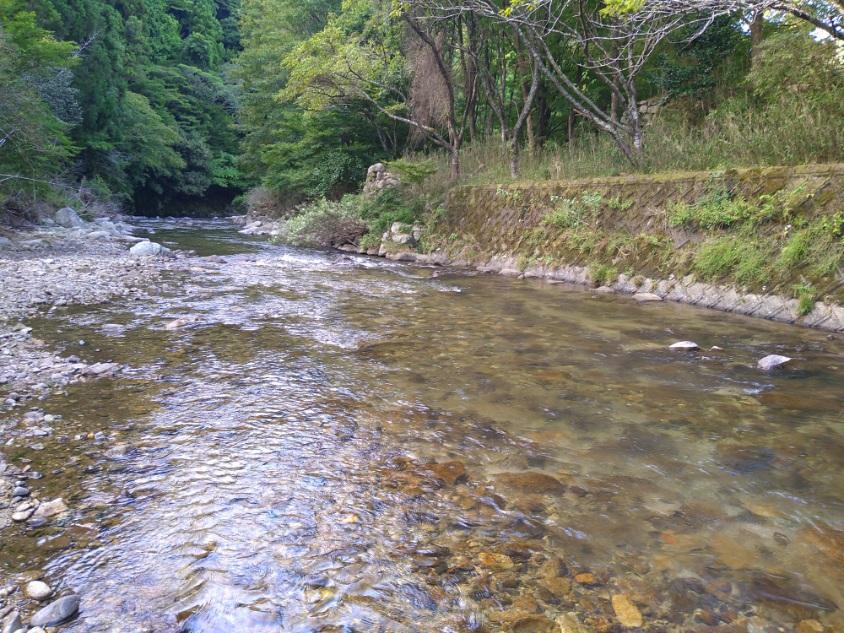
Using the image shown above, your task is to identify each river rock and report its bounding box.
[424,461,467,486]
[0,611,21,633]
[477,552,515,570]
[25,581,52,601]
[32,498,68,519]
[670,341,700,351]
[30,595,79,627]
[0,236,13,248]
[55,208,84,229]
[757,354,792,371]
[556,613,590,633]
[363,163,400,195]
[164,316,197,330]
[510,615,556,633]
[612,594,643,628]
[83,362,119,377]
[129,241,171,258]
[633,292,663,303]
[495,472,566,495]
[11,508,34,522]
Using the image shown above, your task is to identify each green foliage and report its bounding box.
[237,0,404,204]
[543,192,603,229]
[0,8,77,199]
[11,0,244,211]
[777,229,812,271]
[356,188,424,234]
[277,196,366,247]
[669,187,806,231]
[386,159,437,186]
[793,282,817,316]
[606,196,633,212]
[591,263,618,286]
[694,237,750,280]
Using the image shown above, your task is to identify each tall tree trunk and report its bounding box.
[509,138,520,179]
[449,146,460,180]
[750,11,764,69]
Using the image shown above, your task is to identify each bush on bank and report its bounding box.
[275,187,426,249]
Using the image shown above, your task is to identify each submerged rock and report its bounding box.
[477,552,515,570]
[556,613,590,633]
[757,354,792,371]
[83,362,119,377]
[510,615,556,632]
[164,316,199,330]
[612,594,643,628]
[30,595,80,627]
[495,472,566,495]
[424,461,467,486]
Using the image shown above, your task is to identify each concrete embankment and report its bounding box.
[365,164,844,332]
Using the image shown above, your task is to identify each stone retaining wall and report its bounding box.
[370,164,844,332]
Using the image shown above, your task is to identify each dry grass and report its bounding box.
[411,97,844,201]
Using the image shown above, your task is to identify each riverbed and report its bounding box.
[1,219,843,633]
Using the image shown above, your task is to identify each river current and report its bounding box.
[2,219,843,632]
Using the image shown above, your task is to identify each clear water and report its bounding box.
[2,220,843,632]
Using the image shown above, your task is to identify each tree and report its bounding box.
[0,5,77,197]
[609,0,843,41]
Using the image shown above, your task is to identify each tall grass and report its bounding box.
[412,94,844,198]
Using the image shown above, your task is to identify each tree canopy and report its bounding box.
[1,0,842,214]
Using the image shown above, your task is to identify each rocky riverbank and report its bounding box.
[0,212,188,407]
[0,211,189,633]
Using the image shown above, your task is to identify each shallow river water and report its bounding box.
[2,220,844,633]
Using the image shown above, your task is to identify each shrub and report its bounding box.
[278,198,366,248]
[386,159,437,186]
[356,188,425,234]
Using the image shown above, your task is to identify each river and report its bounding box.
[2,219,843,632]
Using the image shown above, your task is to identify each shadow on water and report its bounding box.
[2,218,844,632]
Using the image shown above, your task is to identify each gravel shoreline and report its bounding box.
[0,219,186,407]
[0,216,187,632]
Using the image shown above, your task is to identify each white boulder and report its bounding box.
[54,207,85,229]
[129,240,171,257]
[758,354,792,371]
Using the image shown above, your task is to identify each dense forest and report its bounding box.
[1,0,842,218]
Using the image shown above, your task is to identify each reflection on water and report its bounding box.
[2,221,843,632]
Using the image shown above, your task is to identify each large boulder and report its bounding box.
[54,207,85,229]
[363,163,400,196]
[129,240,171,257]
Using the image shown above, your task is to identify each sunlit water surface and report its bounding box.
[2,219,843,632]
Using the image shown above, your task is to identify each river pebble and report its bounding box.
[24,581,51,601]
[30,595,79,627]
[0,611,21,633]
